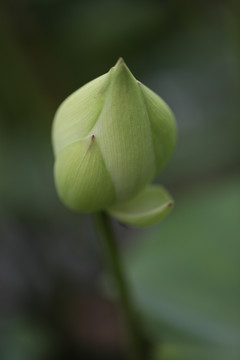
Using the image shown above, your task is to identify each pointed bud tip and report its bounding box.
[112,57,134,80]
[109,58,127,73]
[117,57,125,64]
[115,57,127,69]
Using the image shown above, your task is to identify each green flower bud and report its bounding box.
[52,58,176,226]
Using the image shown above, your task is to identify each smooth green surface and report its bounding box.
[52,73,110,156]
[108,185,174,226]
[125,176,240,348]
[54,136,116,212]
[52,58,176,213]
[140,84,176,174]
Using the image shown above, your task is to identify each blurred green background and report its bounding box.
[0,0,240,359]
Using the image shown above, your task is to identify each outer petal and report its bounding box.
[139,83,177,174]
[54,136,116,212]
[107,184,174,227]
[92,59,156,203]
[52,72,111,156]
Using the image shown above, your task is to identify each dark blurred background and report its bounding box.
[0,1,240,359]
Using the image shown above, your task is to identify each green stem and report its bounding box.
[93,211,144,360]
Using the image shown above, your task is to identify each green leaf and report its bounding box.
[154,343,240,360]
[107,185,174,226]
[125,176,240,346]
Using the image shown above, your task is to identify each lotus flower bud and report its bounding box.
[52,58,176,226]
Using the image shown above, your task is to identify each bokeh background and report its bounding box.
[0,0,240,359]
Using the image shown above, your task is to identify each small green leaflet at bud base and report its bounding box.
[52,58,176,226]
